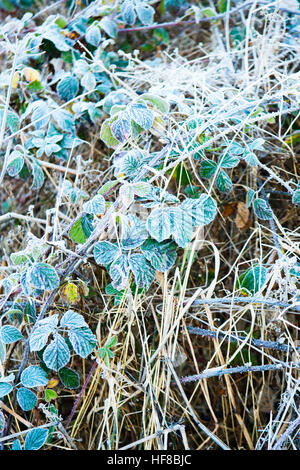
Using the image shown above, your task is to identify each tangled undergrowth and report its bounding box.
[0,0,299,451]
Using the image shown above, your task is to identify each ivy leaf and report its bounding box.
[0,325,23,344]
[17,388,37,411]
[24,428,48,450]
[83,194,105,214]
[216,170,232,193]
[59,367,80,389]
[57,75,79,101]
[94,241,119,266]
[68,327,97,358]
[129,103,154,130]
[21,366,48,389]
[43,334,70,371]
[129,253,155,290]
[253,198,273,220]
[29,263,60,290]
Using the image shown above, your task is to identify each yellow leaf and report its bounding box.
[23,67,41,83]
[48,378,59,389]
[63,282,80,304]
[12,72,20,88]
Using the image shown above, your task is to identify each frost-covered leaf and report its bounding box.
[139,94,169,113]
[24,428,48,451]
[94,241,119,265]
[43,334,70,371]
[216,170,232,193]
[85,24,101,47]
[7,150,24,177]
[68,327,97,358]
[129,253,155,290]
[17,388,37,411]
[253,198,273,220]
[99,17,117,38]
[0,108,19,133]
[109,254,130,290]
[169,207,193,248]
[0,382,13,399]
[200,160,217,178]
[121,0,136,25]
[31,161,44,189]
[135,2,155,25]
[182,194,217,227]
[292,187,300,205]
[146,207,171,243]
[0,325,23,344]
[129,103,154,130]
[60,310,87,329]
[83,194,105,214]
[121,214,148,250]
[57,75,79,101]
[29,263,60,290]
[69,214,94,244]
[100,119,119,148]
[238,265,267,295]
[243,151,259,166]
[111,112,131,142]
[21,366,48,388]
[219,152,239,168]
[11,439,22,450]
[29,325,54,352]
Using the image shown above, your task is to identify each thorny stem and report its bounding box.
[179,361,300,384]
[186,326,300,353]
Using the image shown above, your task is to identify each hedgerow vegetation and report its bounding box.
[0,0,299,451]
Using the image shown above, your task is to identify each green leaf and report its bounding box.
[292,188,300,205]
[109,254,130,290]
[135,2,155,25]
[69,215,94,244]
[58,367,80,389]
[243,151,259,166]
[238,265,267,295]
[30,263,60,290]
[17,388,37,411]
[31,161,44,190]
[253,198,273,220]
[200,159,217,178]
[68,327,97,358]
[216,170,232,193]
[169,207,193,248]
[60,311,87,329]
[111,112,131,142]
[21,366,48,388]
[24,428,48,450]
[0,108,19,133]
[121,214,148,250]
[100,119,119,148]
[43,334,70,371]
[99,17,117,38]
[94,241,119,266]
[146,207,171,243]
[57,75,79,101]
[139,94,169,113]
[85,24,101,47]
[44,389,57,402]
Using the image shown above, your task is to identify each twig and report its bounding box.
[190,296,300,312]
[271,415,300,450]
[118,423,187,450]
[0,212,46,226]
